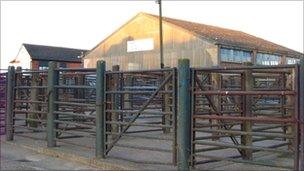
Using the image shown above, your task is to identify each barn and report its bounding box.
[83,12,303,70]
[10,43,88,70]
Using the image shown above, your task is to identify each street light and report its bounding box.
[156,0,164,69]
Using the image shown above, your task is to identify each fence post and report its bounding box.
[15,67,22,112]
[177,59,191,170]
[241,69,253,159]
[299,59,304,171]
[47,62,58,147]
[6,66,15,141]
[111,65,119,139]
[29,70,39,127]
[211,73,221,140]
[162,68,171,133]
[96,60,106,159]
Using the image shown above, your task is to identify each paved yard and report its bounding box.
[0,142,97,170]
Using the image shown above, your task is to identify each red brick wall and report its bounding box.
[67,63,82,68]
[31,60,81,69]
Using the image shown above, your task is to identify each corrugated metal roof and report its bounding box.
[144,13,303,57]
[23,43,88,62]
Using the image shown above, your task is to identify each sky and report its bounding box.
[1,1,303,69]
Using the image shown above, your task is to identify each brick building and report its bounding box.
[10,43,87,70]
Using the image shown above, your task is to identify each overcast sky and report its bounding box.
[1,1,303,69]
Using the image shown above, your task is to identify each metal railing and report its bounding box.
[190,65,302,170]
[104,66,177,165]
[10,67,48,140]
[3,59,303,171]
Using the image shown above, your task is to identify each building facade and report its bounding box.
[10,43,87,70]
[83,12,303,70]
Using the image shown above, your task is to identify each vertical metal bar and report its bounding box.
[172,68,177,165]
[124,75,132,110]
[293,65,299,171]
[47,62,58,147]
[211,73,220,140]
[15,67,23,125]
[111,65,119,139]
[96,60,106,159]
[29,72,39,127]
[76,74,85,100]
[119,71,124,133]
[162,69,171,133]
[282,73,287,140]
[287,68,296,150]
[190,69,195,167]
[177,59,191,170]
[5,66,15,141]
[299,59,304,171]
[241,69,253,159]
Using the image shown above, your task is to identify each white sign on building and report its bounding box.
[127,38,154,52]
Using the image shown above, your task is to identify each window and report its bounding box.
[38,61,49,70]
[220,48,251,63]
[59,62,67,68]
[286,57,300,64]
[256,53,280,65]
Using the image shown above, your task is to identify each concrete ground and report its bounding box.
[0,141,97,170]
[0,131,294,171]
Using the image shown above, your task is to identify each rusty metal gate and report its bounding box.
[8,66,97,149]
[50,67,97,149]
[190,65,301,170]
[9,69,48,140]
[104,67,177,165]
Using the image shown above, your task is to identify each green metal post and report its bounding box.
[177,59,191,170]
[47,62,58,147]
[6,66,15,141]
[96,60,106,159]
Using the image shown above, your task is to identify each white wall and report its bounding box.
[10,45,31,69]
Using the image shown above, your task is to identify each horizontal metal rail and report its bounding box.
[193,90,295,95]
[54,101,95,107]
[193,128,293,139]
[194,115,295,124]
[53,111,96,119]
[194,140,293,154]
[106,121,172,128]
[54,85,94,89]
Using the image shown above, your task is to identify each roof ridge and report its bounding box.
[144,12,244,34]
[23,43,88,51]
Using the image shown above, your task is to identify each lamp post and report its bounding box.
[156,0,164,69]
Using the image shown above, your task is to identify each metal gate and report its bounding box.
[10,69,48,140]
[50,67,97,149]
[190,65,301,170]
[104,68,177,165]
[4,60,302,170]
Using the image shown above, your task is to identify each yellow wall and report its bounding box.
[83,13,218,70]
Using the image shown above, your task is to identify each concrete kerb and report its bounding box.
[2,140,133,170]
